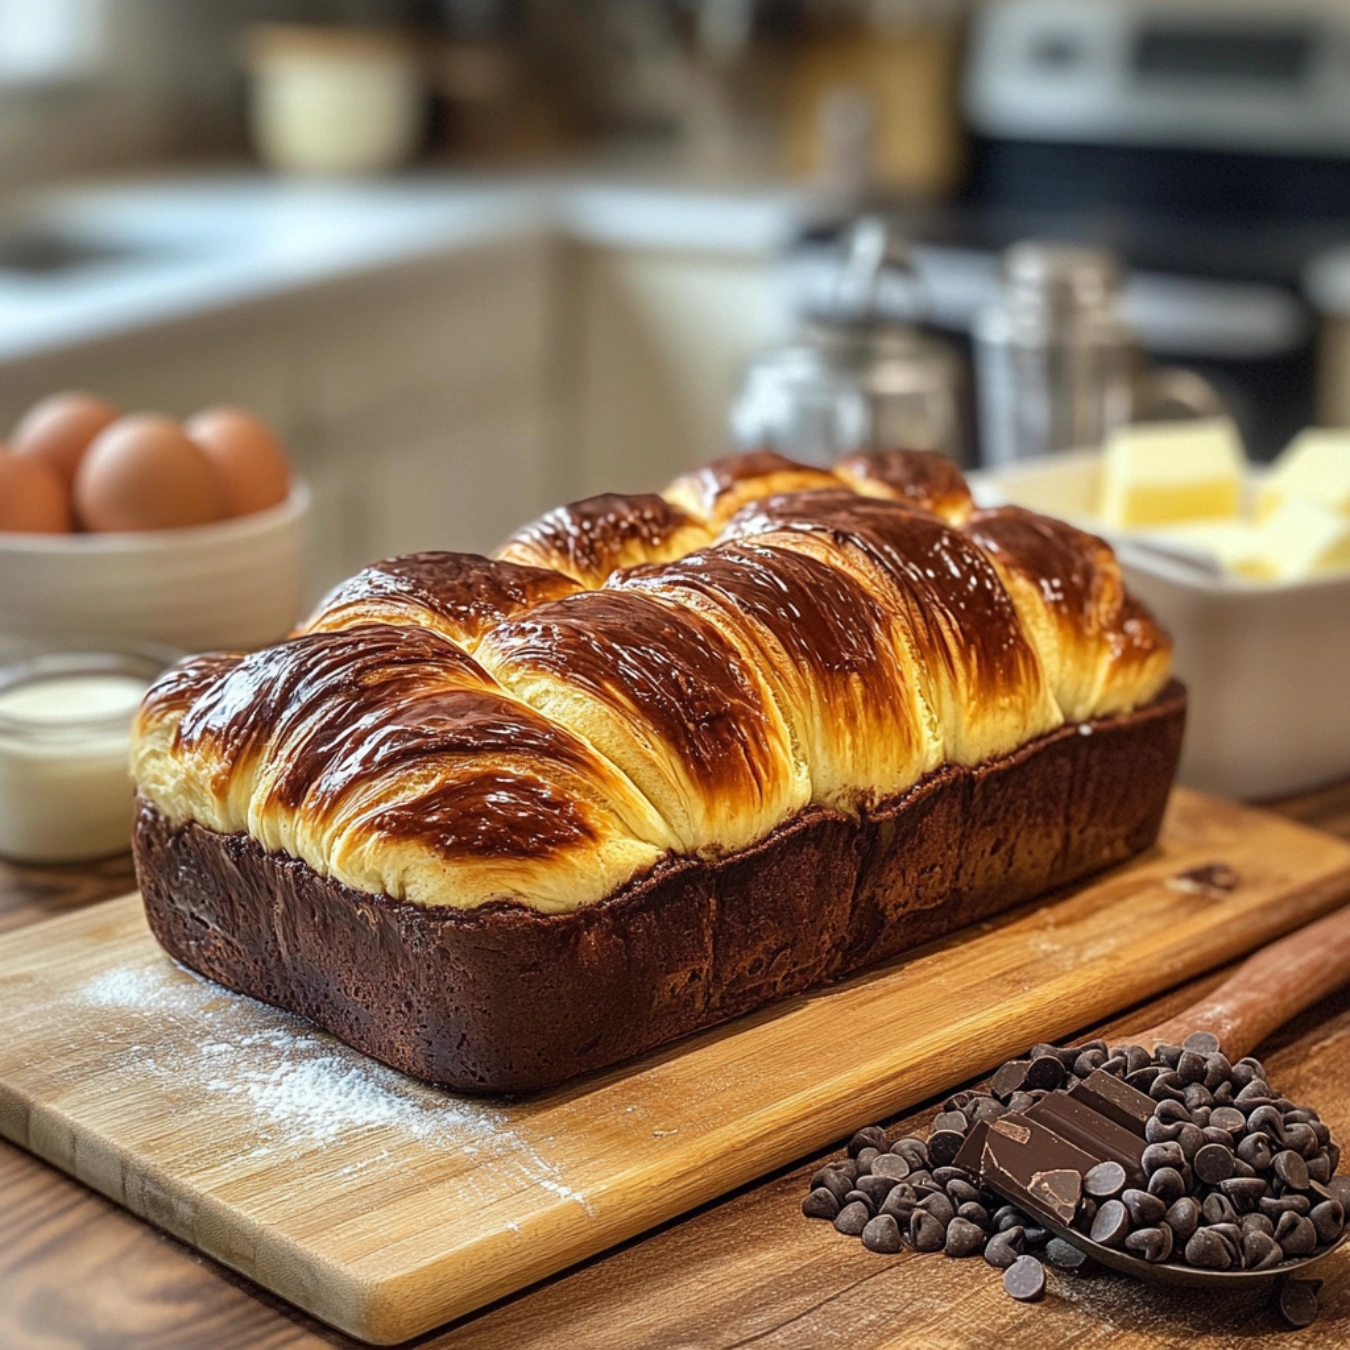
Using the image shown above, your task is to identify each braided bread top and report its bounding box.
[132,451,1172,912]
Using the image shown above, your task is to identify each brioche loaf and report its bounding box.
[132,450,1184,1091]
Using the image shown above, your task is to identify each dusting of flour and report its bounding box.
[73,956,584,1204]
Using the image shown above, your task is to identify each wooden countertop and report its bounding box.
[3,780,1350,1349]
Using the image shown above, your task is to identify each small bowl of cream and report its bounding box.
[0,639,178,864]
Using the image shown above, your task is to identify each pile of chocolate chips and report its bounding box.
[803,1033,1348,1324]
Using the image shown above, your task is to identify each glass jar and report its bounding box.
[0,639,178,864]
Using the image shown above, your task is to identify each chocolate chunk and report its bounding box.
[910,1209,947,1252]
[1311,1199,1344,1245]
[976,1114,1097,1227]
[1124,1224,1173,1263]
[945,1217,986,1257]
[1026,1093,1146,1180]
[1276,1212,1318,1256]
[1069,1069,1155,1135]
[1045,1237,1089,1270]
[834,1200,871,1235]
[1002,1255,1045,1302]
[1090,1199,1130,1248]
[1274,1149,1311,1191]
[1279,1280,1320,1330]
[870,1153,911,1182]
[1147,1167,1186,1206]
[934,1110,969,1135]
[803,1188,840,1219]
[1193,1142,1235,1185]
[1185,1228,1233,1269]
[849,1126,888,1157]
[861,1213,903,1253]
[1122,1189,1166,1226]
[1084,1160,1127,1199]
[991,1060,1032,1100]
[1165,1196,1201,1242]
[984,1227,1024,1268]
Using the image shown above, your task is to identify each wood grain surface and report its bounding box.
[2,783,1350,1349]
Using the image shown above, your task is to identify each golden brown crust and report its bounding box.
[133,451,1174,915]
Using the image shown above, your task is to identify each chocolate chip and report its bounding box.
[842,1190,875,1215]
[1242,1230,1282,1271]
[1276,1212,1318,1256]
[945,1178,982,1206]
[1246,1105,1284,1140]
[1099,1055,1129,1078]
[1203,1053,1232,1090]
[957,1201,991,1231]
[1125,1189,1169,1226]
[991,1060,1031,1100]
[1142,1141,1185,1173]
[857,1175,898,1206]
[918,1192,956,1227]
[1025,1055,1065,1092]
[849,1126,888,1157]
[1090,1198,1130,1248]
[1311,1199,1344,1245]
[1147,1167,1186,1206]
[944,1091,975,1113]
[891,1137,928,1167]
[1185,1227,1233,1269]
[1284,1123,1319,1159]
[1218,1177,1267,1209]
[931,1165,972,1188]
[803,1188,840,1219]
[1279,1280,1320,1330]
[1177,1049,1209,1085]
[870,1153,911,1182]
[856,1148,880,1172]
[880,1186,918,1220]
[945,1217,986,1257]
[834,1201,871,1235]
[1150,1074,1187,1104]
[994,1205,1025,1232]
[984,1227,1024,1269]
[1022,1225,1050,1249]
[934,1110,969,1135]
[1193,1142,1235,1185]
[1165,1196,1201,1242]
[1241,1212,1275,1237]
[812,1168,854,1203]
[1176,1125,1206,1162]
[1274,1149,1311,1191]
[861,1213,903,1253]
[1045,1237,1089,1270]
[1155,1043,1184,1069]
[1183,1083,1214,1112]
[927,1129,967,1168]
[1261,1194,1311,1219]
[1084,1160,1127,1199]
[1005,1091,1037,1115]
[1235,1079,1273,1107]
[1308,1155,1333,1185]
[1212,1081,1235,1106]
[1145,1116,1182,1144]
[1202,1193,1237,1226]
[1073,1050,1107,1079]
[1237,1132,1273,1170]
[1002,1254,1045,1302]
[970,1095,1006,1123]
[1124,1224,1173,1263]
[910,1209,947,1252]
[1183,1030,1222,1056]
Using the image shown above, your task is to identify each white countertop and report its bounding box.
[0,170,803,366]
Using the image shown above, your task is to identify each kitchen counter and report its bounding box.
[2,778,1348,1348]
[0,169,801,367]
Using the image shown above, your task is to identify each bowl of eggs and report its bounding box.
[0,393,310,652]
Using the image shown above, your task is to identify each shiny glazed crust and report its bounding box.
[136,680,1185,1093]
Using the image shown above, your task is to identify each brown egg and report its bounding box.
[11,391,120,489]
[185,407,291,518]
[74,414,226,532]
[0,449,73,533]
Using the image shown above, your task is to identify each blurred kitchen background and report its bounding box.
[3,0,1350,592]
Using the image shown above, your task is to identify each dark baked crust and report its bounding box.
[135,682,1185,1094]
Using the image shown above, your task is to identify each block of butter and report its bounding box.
[1256,496,1350,582]
[1148,520,1273,581]
[1257,428,1350,519]
[1099,418,1245,528]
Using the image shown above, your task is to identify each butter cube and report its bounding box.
[1258,428,1350,519]
[1099,418,1245,528]
[1256,497,1350,583]
[1149,521,1274,581]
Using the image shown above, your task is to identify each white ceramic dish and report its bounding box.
[0,482,311,654]
[972,452,1350,801]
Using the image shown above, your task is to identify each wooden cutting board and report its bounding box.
[0,788,1348,1345]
